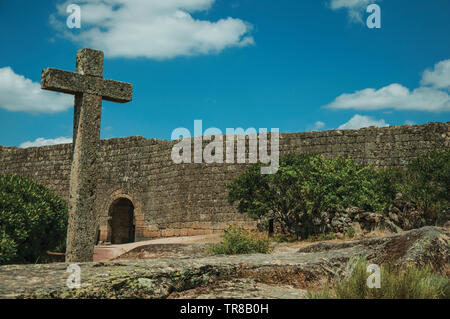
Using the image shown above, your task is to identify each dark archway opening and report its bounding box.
[268,219,274,236]
[109,198,135,244]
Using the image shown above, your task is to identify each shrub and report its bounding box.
[208,225,272,255]
[0,231,18,264]
[309,257,450,299]
[374,167,406,213]
[0,174,68,264]
[307,233,336,242]
[228,150,450,238]
[345,227,355,238]
[403,149,450,219]
[228,153,386,239]
[271,234,298,243]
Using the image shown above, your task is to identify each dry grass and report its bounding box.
[308,257,450,299]
[207,225,272,255]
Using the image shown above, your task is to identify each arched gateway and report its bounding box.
[108,198,135,244]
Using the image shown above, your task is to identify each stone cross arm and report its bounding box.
[41,68,132,103]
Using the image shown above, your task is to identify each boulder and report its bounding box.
[297,226,449,271]
[388,193,427,230]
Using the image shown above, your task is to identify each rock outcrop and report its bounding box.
[0,226,447,299]
[298,226,449,271]
[286,206,403,238]
[388,193,428,230]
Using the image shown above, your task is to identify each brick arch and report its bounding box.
[99,189,144,243]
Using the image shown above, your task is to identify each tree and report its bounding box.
[227,153,385,239]
[404,149,450,219]
[0,174,68,264]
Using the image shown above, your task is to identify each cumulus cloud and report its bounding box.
[338,114,389,130]
[20,137,72,148]
[324,59,450,112]
[421,59,450,90]
[328,0,374,23]
[50,0,254,59]
[325,84,450,112]
[0,67,73,113]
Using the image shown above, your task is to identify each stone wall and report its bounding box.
[0,122,448,242]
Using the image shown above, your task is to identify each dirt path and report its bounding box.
[93,233,222,262]
[93,233,357,262]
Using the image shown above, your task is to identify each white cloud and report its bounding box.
[324,59,450,112]
[328,0,374,23]
[325,83,450,112]
[51,0,254,59]
[0,67,73,113]
[404,120,415,126]
[338,114,389,130]
[421,59,450,90]
[20,137,72,148]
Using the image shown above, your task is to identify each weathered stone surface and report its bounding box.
[0,122,448,242]
[41,69,132,103]
[76,48,103,77]
[168,278,308,299]
[114,243,207,260]
[388,193,428,230]
[269,206,403,237]
[65,92,102,262]
[297,226,449,270]
[40,48,133,262]
[0,226,447,299]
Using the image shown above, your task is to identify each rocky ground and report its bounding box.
[0,226,448,299]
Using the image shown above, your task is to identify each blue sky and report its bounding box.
[0,0,449,147]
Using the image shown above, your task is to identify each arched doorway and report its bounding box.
[109,198,135,244]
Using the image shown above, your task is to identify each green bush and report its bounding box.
[228,150,450,239]
[228,153,386,239]
[208,225,272,255]
[0,231,18,264]
[374,166,406,213]
[374,150,450,220]
[403,149,449,219]
[0,174,68,264]
[309,257,450,299]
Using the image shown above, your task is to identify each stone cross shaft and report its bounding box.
[41,48,132,262]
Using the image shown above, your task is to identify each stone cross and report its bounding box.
[41,48,132,262]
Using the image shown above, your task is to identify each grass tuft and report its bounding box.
[208,225,272,255]
[308,256,450,299]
